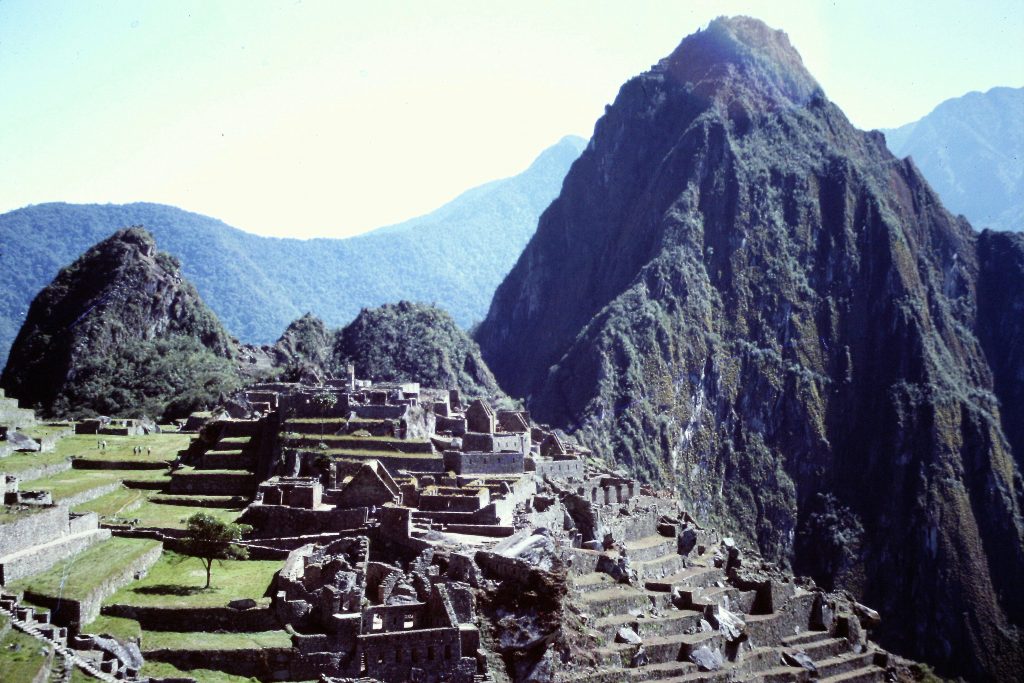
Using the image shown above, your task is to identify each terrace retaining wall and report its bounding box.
[102,604,279,632]
[26,539,161,629]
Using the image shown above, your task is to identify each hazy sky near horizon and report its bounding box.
[2,1,1022,239]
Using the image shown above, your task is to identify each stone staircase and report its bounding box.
[0,591,140,681]
[560,522,888,683]
[168,426,262,499]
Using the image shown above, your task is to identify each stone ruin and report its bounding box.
[0,370,909,682]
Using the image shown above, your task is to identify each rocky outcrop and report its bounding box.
[477,16,1024,680]
[1,227,240,419]
[334,302,502,397]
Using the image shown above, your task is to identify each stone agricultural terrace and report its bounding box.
[0,371,900,682]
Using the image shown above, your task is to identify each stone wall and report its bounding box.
[1,529,111,585]
[362,602,426,632]
[1,460,72,484]
[0,505,68,557]
[101,603,278,632]
[58,481,122,509]
[145,646,295,680]
[359,626,465,682]
[238,504,368,538]
[531,457,585,480]
[169,472,257,496]
[442,451,524,475]
[27,539,160,628]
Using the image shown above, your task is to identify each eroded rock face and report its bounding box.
[1,227,239,420]
[476,16,1024,679]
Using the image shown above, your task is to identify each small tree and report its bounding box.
[180,512,252,589]
[310,391,338,439]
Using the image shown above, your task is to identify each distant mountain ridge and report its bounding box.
[882,86,1023,231]
[0,135,586,364]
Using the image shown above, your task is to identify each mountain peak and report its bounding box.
[1,226,238,418]
[661,16,820,105]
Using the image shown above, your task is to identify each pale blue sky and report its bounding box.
[1,0,1021,238]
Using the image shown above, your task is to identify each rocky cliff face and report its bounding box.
[1,227,240,419]
[477,17,1023,679]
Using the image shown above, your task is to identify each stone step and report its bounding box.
[781,630,831,649]
[742,665,809,682]
[643,628,722,664]
[626,659,699,680]
[818,665,886,683]
[797,637,854,662]
[632,551,686,581]
[578,584,653,618]
[625,535,678,562]
[593,608,703,641]
[691,586,740,611]
[199,450,257,470]
[814,652,877,679]
[571,571,618,595]
[635,610,704,639]
[646,565,722,593]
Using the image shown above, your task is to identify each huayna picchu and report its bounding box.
[477,16,1023,681]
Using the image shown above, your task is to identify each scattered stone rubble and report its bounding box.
[0,370,910,681]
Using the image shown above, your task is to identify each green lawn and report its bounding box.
[140,660,262,682]
[0,614,53,682]
[0,448,73,476]
[73,432,190,464]
[70,668,99,682]
[143,629,292,651]
[171,467,254,477]
[0,504,52,525]
[107,551,281,608]
[19,424,72,440]
[73,486,147,518]
[115,499,241,529]
[28,467,170,501]
[85,614,142,641]
[86,615,289,651]
[9,537,161,601]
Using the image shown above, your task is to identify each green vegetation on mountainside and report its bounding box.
[333,301,501,396]
[0,136,585,364]
[1,227,241,419]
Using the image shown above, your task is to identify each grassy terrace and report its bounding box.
[73,486,147,518]
[108,551,281,608]
[0,448,73,475]
[75,489,242,529]
[0,504,52,525]
[120,500,241,529]
[19,424,72,440]
[26,467,170,501]
[9,537,161,601]
[317,449,439,459]
[284,432,424,443]
[140,660,264,682]
[0,614,52,682]
[73,433,190,463]
[171,467,254,476]
[285,417,384,425]
[0,432,189,477]
[213,437,251,446]
[88,615,290,650]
